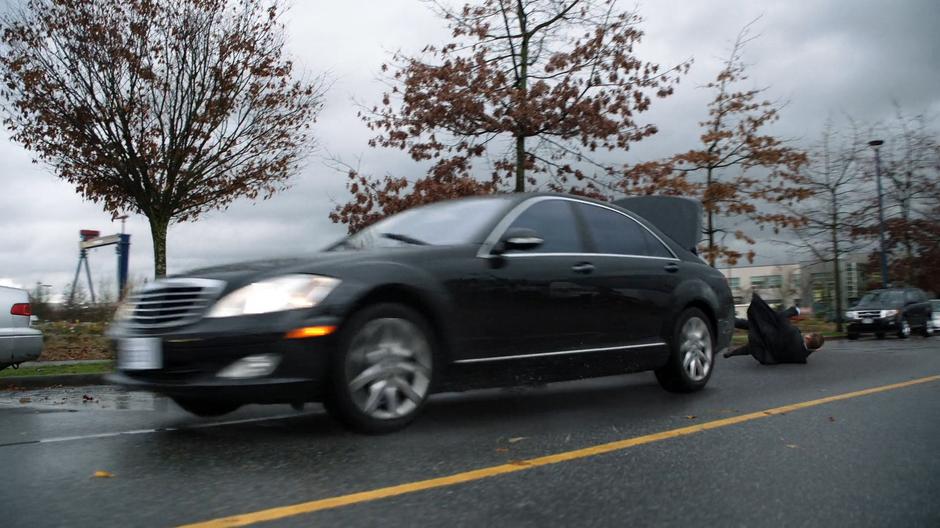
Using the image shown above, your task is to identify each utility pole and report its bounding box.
[868,140,889,288]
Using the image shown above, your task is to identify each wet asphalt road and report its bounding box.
[2,337,939,528]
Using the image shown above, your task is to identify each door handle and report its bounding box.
[572,262,595,274]
[664,262,679,273]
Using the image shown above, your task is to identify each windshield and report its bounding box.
[334,196,512,250]
[858,291,904,306]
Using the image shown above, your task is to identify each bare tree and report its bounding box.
[0,0,325,276]
[873,107,939,284]
[787,119,873,331]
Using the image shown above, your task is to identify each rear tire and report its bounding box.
[325,303,435,434]
[847,332,859,340]
[656,308,714,393]
[172,398,241,417]
[875,332,886,340]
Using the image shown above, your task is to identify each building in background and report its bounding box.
[720,263,802,317]
[719,254,869,319]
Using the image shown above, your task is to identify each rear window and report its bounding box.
[575,203,673,258]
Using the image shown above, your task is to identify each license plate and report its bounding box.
[118,338,162,370]
[862,318,873,324]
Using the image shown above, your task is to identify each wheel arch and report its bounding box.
[344,283,456,365]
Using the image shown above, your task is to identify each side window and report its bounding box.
[506,199,583,253]
[640,229,674,258]
[577,203,669,257]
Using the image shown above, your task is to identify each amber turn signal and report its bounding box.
[285,325,337,339]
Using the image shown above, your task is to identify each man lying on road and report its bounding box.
[724,292,825,364]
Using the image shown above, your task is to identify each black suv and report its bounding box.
[845,287,933,339]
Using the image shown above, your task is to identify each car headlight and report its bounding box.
[880,309,898,318]
[845,311,858,320]
[206,275,340,318]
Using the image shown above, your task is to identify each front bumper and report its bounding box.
[108,313,339,404]
[846,317,899,334]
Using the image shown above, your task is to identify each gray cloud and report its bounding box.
[1,0,937,294]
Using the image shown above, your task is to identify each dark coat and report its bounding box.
[740,293,810,365]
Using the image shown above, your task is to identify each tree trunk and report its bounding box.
[831,194,843,332]
[706,167,715,267]
[514,2,528,193]
[515,135,525,192]
[149,216,169,278]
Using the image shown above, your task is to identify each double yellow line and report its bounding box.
[181,374,940,528]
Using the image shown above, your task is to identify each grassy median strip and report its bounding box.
[0,362,112,378]
[178,374,940,528]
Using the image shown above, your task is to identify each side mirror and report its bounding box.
[495,227,543,254]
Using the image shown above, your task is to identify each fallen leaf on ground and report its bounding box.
[508,437,526,444]
[785,444,798,449]
[828,416,836,422]
[92,470,114,478]
[684,415,696,420]
[495,448,509,453]
[19,398,31,404]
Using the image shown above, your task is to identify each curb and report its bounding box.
[0,373,108,390]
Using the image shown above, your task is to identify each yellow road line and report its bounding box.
[180,374,940,528]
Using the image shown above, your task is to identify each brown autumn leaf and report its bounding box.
[92,470,115,478]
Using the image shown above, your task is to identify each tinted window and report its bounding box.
[641,229,674,258]
[507,200,582,253]
[906,289,926,303]
[338,196,511,250]
[859,291,904,305]
[577,203,669,257]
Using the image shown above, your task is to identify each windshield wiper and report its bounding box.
[381,232,429,246]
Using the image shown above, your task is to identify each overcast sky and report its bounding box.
[0,0,938,296]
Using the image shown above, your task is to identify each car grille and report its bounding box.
[857,310,882,319]
[125,279,225,329]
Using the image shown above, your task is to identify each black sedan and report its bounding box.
[108,193,734,433]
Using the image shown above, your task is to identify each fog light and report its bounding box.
[217,354,281,379]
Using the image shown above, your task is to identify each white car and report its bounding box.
[930,299,940,336]
[0,285,43,370]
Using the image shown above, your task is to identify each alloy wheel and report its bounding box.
[345,317,432,420]
[680,316,712,382]
[901,319,911,337]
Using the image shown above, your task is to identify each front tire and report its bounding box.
[897,318,911,339]
[847,332,859,340]
[325,303,435,434]
[656,308,714,393]
[172,398,241,417]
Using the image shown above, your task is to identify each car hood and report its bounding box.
[169,246,463,292]
[850,303,900,310]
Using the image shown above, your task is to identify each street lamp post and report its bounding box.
[868,139,889,288]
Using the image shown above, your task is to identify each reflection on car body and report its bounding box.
[108,193,734,433]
